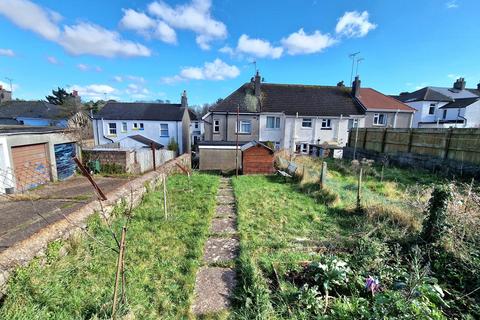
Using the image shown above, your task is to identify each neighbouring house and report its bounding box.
[190,111,204,145]
[201,72,365,160]
[92,91,191,154]
[0,100,68,126]
[0,85,12,104]
[0,125,79,193]
[395,78,480,128]
[241,140,275,175]
[350,77,415,128]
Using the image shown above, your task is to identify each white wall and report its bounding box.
[94,119,185,153]
[407,101,449,127]
[259,113,284,147]
[464,101,480,127]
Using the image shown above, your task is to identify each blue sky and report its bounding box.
[0,0,479,106]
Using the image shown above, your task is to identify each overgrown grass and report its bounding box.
[231,160,480,319]
[0,173,219,319]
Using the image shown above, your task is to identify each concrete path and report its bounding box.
[192,177,238,316]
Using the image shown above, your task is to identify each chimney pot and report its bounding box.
[254,71,261,98]
[453,77,466,90]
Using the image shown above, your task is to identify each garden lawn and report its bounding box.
[231,163,479,319]
[0,173,219,320]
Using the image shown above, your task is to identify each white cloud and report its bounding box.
[281,28,337,55]
[148,0,227,49]
[113,76,123,82]
[219,45,234,55]
[125,83,150,99]
[69,84,117,101]
[0,0,151,58]
[60,23,151,57]
[120,9,156,30]
[446,1,459,9]
[47,56,60,64]
[0,48,15,57]
[236,34,283,59]
[0,0,60,40]
[0,80,19,91]
[77,63,89,71]
[154,21,177,44]
[335,11,376,38]
[448,74,461,79]
[162,58,240,83]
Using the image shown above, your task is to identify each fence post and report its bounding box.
[407,129,413,153]
[112,226,127,319]
[356,167,363,211]
[381,129,388,153]
[163,175,168,218]
[320,161,327,189]
[363,129,368,150]
[444,128,453,160]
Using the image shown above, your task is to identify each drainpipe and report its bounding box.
[393,109,399,128]
[101,118,114,143]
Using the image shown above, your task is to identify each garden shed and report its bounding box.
[241,141,275,174]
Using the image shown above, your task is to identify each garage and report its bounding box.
[12,143,51,191]
[54,143,76,180]
[241,141,275,175]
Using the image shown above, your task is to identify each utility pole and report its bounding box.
[349,52,360,85]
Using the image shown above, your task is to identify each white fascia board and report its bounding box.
[201,112,211,120]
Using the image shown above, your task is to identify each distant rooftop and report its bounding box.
[0,125,70,135]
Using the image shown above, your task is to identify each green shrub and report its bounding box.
[167,137,179,153]
[420,185,452,244]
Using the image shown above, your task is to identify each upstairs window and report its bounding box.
[194,122,199,129]
[133,122,144,130]
[429,103,436,115]
[160,124,169,137]
[443,110,447,119]
[121,122,127,132]
[302,118,312,128]
[213,119,220,133]
[266,116,281,129]
[373,113,387,126]
[108,123,117,135]
[321,119,332,129]
[237,120,252,134]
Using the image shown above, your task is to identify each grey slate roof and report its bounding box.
[439,97,479,109]
[0,101,63,119]
[397,87,453,103]
[211,83,365,116]
[94,102,186,121]
[128,134,164,149]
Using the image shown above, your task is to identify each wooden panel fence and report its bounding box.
[348,128,480,165]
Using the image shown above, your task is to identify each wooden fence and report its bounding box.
[348,128,480,165]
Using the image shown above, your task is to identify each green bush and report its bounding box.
[420,184,452,244]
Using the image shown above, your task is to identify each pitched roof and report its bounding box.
[396,87,453,103]
[439,97,480,109]
[0,100,63,119]
[211,82,365,116]
[94,102,186,121]
[240,140,274,153]
[128,134,164,149]
[0,125,69,135]
[357,88,415,112]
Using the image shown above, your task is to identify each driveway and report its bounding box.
[0,175,131,253]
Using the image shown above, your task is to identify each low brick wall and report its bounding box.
[343,147,480,178]
[0,154,191,291]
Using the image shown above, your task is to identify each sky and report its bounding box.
[0,0,479,106]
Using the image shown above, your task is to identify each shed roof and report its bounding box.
[127,134,164,149]
[240,140,274,153]
[0,125,69,135]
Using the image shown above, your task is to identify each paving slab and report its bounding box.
[215,205,236,218]
[218,189,234,197]
[210,218,236,234]
[217,196,235,205]
[192,267,236,315]
[203,237,239,263]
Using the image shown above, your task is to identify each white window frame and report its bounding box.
[321,119,332,129]
[213,119,220,133]
[428,103,436,115]
[373,113,387,126]
[266,116,280,129]
[236,120,252,134]
[121,122,127,132]
[108,123,117,136]
[133,122,144,130]
[301,118,312,128]
[160,123,169,137]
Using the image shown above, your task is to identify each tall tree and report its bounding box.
[46,87,73,105]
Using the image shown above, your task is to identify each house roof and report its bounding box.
[127,134,164,149]
[211,82,365,116]
[240,140,274,153]
[397,86,480,103]
[356,88,415,112]
[94,102,186,121]
[0,100,63,119]
[439,97,480,109]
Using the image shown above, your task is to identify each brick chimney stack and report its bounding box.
[352,76,361,98]
[181,90,188,108]
[453,77,466,90]
[254,71,261,98]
